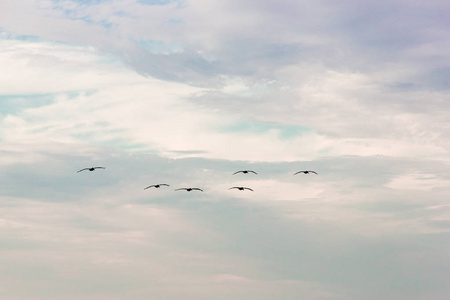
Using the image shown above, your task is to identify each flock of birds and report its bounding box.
[77,167,318,192]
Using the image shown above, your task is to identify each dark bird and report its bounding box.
[233,170,257,175]
[294,170,318,175]
[144,184,169,190]
[229,187,253,191]
[77,167,105,173]
[175,188,203,192]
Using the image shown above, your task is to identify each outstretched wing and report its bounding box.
[248,170,257,174]
[145,184,169,190]
[233,171,243,175]
[309,171,318,175]
[229,187,253,191]
[294,171,305,175]
[192,188,203,192]
[77,168,89,173]
[175,188,187,191]
[94,167,105,170]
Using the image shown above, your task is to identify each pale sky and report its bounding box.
[1,1,450,299]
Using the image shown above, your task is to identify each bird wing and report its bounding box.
[192,188,203,191]
[249,170,257,174]
[294,171,305,175]
[94,167,105,169]
[233,171,243,175]
[160,184,169,186]
[244,187,254,191]
[309,171,318,174]
[144,185,156,189]
[229,187,239,190]
[77,168,89,173]
[175,188,186,191]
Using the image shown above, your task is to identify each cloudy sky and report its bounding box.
[1,0,450,299]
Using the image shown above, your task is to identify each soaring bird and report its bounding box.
[77,167,105,173]
[144,184,169,190]
[294,170,318,175]
[229,187,253,191]
[175,188,203,192]
[233,170,257,175]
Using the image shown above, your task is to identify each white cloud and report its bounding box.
[386,173,450,191]
[0,40,143,95]
[1,39,447,165]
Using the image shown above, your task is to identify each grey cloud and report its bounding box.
[185,198,450,299]
[2,0,449,89]
[122,47,221,85]
[2,142,450,299]
[420,66,450,90]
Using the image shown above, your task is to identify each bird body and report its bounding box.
[77,167,105,173]
[144,184,169,190]
[233,170,257,175]
[229,187,253,191]
[175,188,203,192]
[294,170,318,175]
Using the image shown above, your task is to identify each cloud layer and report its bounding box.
[1,0,450,299]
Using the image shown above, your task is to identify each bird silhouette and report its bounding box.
[77,167,105,173]
[294,170,318,175]
[233,170,257,175]
[175,188,203,192]
[229,187,253,191]
[144,184,169,190]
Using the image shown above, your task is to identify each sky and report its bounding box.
[0,0,449,299]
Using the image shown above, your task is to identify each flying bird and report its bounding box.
[229,187,253,191]
[175,188,203,192]
[233,170,257,175]
[294,170,318,175]
[144,184,169,190]
[77,167,105,173]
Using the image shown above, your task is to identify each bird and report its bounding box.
[175,188,203,192]
[233,170,257,175]
[294,170,318,175]
[229,187,253,191]
[77,167,105,173]
[144,184,169,190]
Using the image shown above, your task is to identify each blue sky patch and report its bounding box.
[220,121,311,139]
[1,32,42,42]
[0,94,55,116]
[138,0,178,6]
